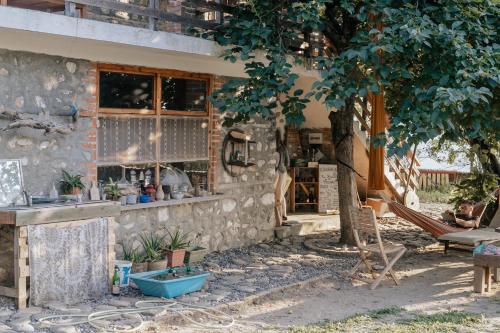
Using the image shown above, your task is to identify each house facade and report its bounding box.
[0,2,290,260]
[0,1,417,259]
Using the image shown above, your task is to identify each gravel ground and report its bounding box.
[0,202,452,332]
[0,239,359,332]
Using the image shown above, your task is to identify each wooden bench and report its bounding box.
[473,254,500,294]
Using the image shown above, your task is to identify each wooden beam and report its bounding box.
[0,286,16,298]
[15,203,121,226]
[0,211,16,225]
[14,227,27,309]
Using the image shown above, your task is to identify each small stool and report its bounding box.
[473,254,500,294]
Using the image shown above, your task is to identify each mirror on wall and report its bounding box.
[0,160,26,207]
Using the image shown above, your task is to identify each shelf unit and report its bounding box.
[289,167,319,213]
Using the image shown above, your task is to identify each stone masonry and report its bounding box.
[0,48,278,260]
[0,49,97,194]
[115,121,278,255]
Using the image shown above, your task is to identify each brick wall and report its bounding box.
[299,128,335,163]
[80,63,98,184]
[208,75,225,192]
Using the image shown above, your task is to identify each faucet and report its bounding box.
[23,189,32,207]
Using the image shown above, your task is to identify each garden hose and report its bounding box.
[37,298,244,332]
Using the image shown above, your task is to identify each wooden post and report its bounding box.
[14,226,28,309]
[474,266,486,293]
[65,1,77,17]
[107,217,116,290]
[0,0,7,6]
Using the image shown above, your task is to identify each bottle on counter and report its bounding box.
[112,267,120,296]
[49,183,59,200]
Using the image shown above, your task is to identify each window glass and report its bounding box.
[161,77,207,112]
[99,71,154,109]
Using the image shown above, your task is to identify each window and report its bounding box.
[161,77,207,113]
[97,65,211,191]
[99,71,154,111]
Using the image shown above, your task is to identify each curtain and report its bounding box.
[28,218,109,306]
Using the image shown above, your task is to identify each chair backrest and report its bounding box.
[350,206,382,249]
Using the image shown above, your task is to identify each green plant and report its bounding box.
[104,178,122,200]
[166,229,190,250]
[449,172,499,209]
[139,232,165,262]
[60,169,85,194]
[417,184,454,204]
[120,242,144,263]
[121,242,133,261]
[130,250,145,264]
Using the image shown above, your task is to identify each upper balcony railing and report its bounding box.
[0,0,327,66]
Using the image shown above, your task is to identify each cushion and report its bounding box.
[438,229,500,245]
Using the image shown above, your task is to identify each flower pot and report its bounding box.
[132,262,148,273]
[126,194,137,205]
[148,260,168,271]
[71,187,81,195]
[184,248,208,265]
[166,249,186,267]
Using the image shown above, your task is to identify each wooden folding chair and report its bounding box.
[350,206,407,290]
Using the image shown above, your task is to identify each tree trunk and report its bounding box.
[329,97,358,245]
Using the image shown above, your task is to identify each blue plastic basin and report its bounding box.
[129,270,210,298]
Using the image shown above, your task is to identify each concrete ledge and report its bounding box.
[120,194,226,211]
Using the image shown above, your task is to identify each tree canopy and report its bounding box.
[210,0,499,158]
[208,0,499,244]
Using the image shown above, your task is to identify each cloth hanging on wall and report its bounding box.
[367,89,387,191]
[28,218,109,306]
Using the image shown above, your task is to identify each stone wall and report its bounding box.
[115,119,278,256]
[0,49,97,195]
[0,49,277,260]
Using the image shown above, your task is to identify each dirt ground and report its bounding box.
[146,200,500,333]
[149,252,500,332]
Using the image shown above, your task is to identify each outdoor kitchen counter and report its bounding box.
[0,201,121,226]
[0,201,121,309]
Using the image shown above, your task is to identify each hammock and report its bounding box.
[387,201,466,238]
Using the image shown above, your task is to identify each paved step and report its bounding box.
[279,215,341,236]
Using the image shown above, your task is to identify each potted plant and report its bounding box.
[184,235,208,265]
[60,169,85,195]
[166,229,190,267]
[140,232,167,271]
[122,243,147,273]
[184,246,208,265]
[104,178,123,202]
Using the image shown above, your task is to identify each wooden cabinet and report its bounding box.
[288,165,339,213]
[289,167,319,213]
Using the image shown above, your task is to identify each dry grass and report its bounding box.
[288,310,486,333]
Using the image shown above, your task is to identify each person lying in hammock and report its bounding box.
[441,200,478,228]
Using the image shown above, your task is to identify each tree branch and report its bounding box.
[0,108,74,135]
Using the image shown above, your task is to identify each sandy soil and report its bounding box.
[147,203,500,332]
[149,252,500,332]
